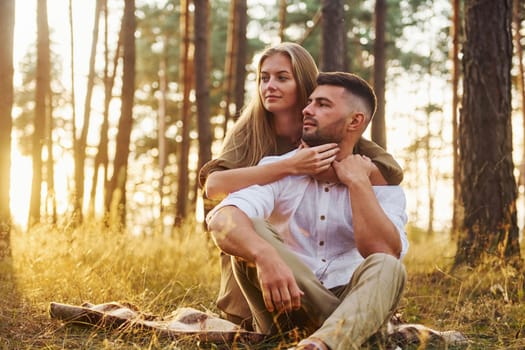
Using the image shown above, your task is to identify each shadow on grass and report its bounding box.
[0,226,21,348]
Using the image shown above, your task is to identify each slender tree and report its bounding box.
[158,37,168,218]
[278,0,287,42]
[451,0,462,238]
[73,0,103,222]
[29,0,51,227]
[514,0,525,240]
[175,0,192,226]
[194,0,212,173]
[514,1,525,187]
[455,0,521,267]
[0,0,14,258]
[90,3,122,217]
[45,72,57,224]
[68,0,78,218]
[106,0,135,227]
[371,0,387,149]
[221,0,238,131]
[320,0,345,71]
[233,0,247,120]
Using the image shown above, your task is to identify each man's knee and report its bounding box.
[363,253,407,287]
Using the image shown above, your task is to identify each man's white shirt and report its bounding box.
[207,150,409,289]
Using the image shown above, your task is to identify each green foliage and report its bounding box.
[13,34,68,157]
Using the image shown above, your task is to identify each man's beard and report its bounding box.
[301,117,345,147]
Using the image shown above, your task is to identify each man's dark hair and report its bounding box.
[317,72,377,120]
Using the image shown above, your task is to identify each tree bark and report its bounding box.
[29,0,51,227]
[320,0,345,71]
[0,0,14,257]
[233,0,247,121]
[371,0,387,149]
[278,0,286,42]
[221,0,237,132]
[451,0,462,239]
[175,0,192,226]
[455,0,521,267]
[194,0,212,172]
[106,0,135,228]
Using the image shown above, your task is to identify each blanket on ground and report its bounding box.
[49,301,468,348]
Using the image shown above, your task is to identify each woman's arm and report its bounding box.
[204,143,339,200]
[355,137,404,185]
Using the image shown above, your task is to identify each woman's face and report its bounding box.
[259,53,299,115]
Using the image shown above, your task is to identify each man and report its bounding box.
[206,72,408,350]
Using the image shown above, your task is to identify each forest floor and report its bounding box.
[0,221,524,349]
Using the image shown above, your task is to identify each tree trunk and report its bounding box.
[451,0,462,239]
[90,4,122,218]
[233,0,247,120]
[175,0,192,226]
[158,37,168,218]
[68,0,79,219]
[221,0,237,132]
[455,0,521,267]
[194,0,212,173]
[0,0,14,258]
[106,0,135,228]
[74,0,103,223]
[320,0,345,71]
[514,0,525,242]
[278,0,286,42]
[194,0,212,222]
[515,1,525,186]
[29,0,51,227]
[45,81,56,224]
[371,0,387,149]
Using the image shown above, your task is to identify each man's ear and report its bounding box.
[347,112,366,131]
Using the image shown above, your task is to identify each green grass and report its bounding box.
[0,222,524,349]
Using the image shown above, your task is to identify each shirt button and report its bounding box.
[320,215,325,220]
[321,258,326,262]
[319,241,324,246]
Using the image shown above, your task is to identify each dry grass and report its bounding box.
[0,222,524,349]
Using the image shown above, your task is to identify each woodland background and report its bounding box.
[0,0,525,349]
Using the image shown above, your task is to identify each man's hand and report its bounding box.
[208,206,304,313]
[332,154,375,187]
[254,248,304,313]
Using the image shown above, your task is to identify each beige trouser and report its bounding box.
[216,252,253,329]
[229,218,407,350]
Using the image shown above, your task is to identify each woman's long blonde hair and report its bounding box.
[219,42,319,168]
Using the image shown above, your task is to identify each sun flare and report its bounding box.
[10,147,32,229]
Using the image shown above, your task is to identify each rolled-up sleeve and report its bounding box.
[373,186,409,258]
[205,183,277,225]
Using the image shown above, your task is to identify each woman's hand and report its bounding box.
[286,143,339,175]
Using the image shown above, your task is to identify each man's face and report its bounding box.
[301,85,351,147]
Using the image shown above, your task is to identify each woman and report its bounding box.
[199,42,403,328]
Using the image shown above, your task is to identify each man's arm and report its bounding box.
[207,205,304,312]
[333,155,402,258]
